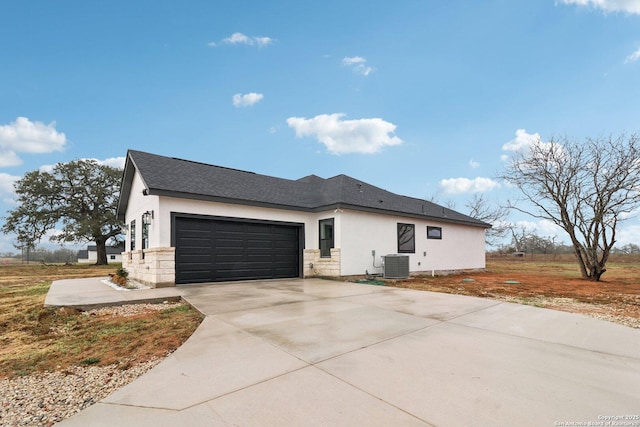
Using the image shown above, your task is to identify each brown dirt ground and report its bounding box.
[389,254,640,328]
[0,263,203,378]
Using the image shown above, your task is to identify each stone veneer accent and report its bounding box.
[121,247,176,288]
[303,248,341,277]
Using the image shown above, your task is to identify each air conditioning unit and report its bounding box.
[383,254,409,279]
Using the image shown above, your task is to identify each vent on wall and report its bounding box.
[383,255,409,279]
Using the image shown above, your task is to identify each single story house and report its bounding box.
[116,150,490,287]
[77,245,123,264]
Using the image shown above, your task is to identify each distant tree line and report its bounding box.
[489,227,640,256]
[611,243,640,255]
[491,227,573,255]
[1,248,78,264]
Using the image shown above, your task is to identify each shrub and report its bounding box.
[112,267,129,287]
[81,357,100,365]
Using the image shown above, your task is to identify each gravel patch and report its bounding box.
[0,303,187,427]
[83,301,183,318]
[0,358,163,427]
[100,278,150,291]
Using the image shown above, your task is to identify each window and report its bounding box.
[319,218,334,258]
[397,223,415,253]
[110,255,116,260]
[142,219,149,250]
[130,220,136,251]
[427,226,442,240]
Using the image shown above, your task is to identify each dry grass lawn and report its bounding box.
[2,255,637,378]
[0,263,203,379]
[392,254,640,328]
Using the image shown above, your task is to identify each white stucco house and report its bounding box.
[116,150,490,287]
[77,245,123,264]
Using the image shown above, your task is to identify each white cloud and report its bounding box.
[225,32,252,44]
[93,156,126,169]
[232,92,264,107]
[502,129,542,153]
[625,47,640,63]
[39,156,126,173]
[501,128,565,164]
[287,113,402,155]
[0,172,19,203]
[253,36,273,47]
[439,177,501,195]
[558,0,640,14]
[469,159,480,168]
[342,56,373,76]
[616,222,640,245]
[0,117,67,167]
[342,56,366,66]
[210,32,274,47]
[0,152,21,168]
[512,219,565,240]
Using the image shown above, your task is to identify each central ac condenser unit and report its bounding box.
[383,254,409,279]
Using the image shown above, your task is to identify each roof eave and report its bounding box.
[314,203,491,228]
[147,188,318,213]
[145,190,490,228]
[116,151,151,221]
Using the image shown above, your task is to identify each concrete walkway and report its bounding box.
[48,278,640,427]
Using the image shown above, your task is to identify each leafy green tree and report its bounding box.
[2,160,123,265]
[501,133,640,281]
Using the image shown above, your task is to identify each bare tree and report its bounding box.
[500,133,640,281]
[507,223,530,253]
[465,194,509,246]
[612,243,640,254]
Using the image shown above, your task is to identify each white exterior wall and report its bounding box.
[78,250,122,264]
[339,210,486,276]
[122,169,486,284]
[122,172,165,286]
[77,251,97,264]
[108,253,123,263]
[156,196,318,247]
[124,171,160,251]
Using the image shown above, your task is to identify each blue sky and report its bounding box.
[1,0,640,253]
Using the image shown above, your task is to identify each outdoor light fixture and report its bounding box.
[142,210,154,225]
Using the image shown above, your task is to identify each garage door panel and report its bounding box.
[175,217,301,284]
[245,254,272,262]
[274,238,297,246]
[215,237,244,246]
[215,253,244,262]
[246,240,272,249]
[178,256,212,265]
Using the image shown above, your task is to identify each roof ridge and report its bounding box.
[119,150,490,228]
[171,157,257,175]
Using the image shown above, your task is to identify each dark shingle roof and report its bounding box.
[117,150,489,228]
[86,245,123,255]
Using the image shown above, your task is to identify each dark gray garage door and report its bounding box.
[174,216,301,284]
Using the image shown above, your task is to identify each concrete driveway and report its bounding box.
[53,278,640,426]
